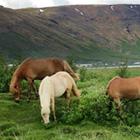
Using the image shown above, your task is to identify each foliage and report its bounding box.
[66,56,78,71]
[0,57,20,92]
[79,68,87,82]
[1,66,140,139]
[116,57,128,77]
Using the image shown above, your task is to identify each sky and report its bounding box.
[0,0,140,9]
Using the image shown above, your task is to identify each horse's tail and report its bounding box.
[105,76,120,112]
[106,76,120,95]
[63,60,80,80]
[70,76,80,97]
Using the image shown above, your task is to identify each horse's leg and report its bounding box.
[27,78,34,100]
[114,98,121,111]
[51,97,56,122]
[65,90,71,108]
[113,97,124,121]
[32,80,39,98]
[107,97,113,112]
[15,91,20,103]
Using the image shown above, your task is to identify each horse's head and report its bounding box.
[41,108,50,124]
[9,83,21,102]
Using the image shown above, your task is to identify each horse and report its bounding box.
[106,76,140,111]
[10,57,79,102]
[39,71,80,124]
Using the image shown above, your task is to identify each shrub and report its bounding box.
[79,68,87,82]
[55,68,140,126]
[116,58,128,78]
[0,57,21,93]
[66,56,78,71]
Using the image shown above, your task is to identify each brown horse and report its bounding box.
[10,57,79,102]
[106,76,140,111]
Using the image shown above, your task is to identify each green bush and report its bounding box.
[54,93,140,126]
[79,68,87,82]
[116,59,128,78]
[66,56,78,71]
[54,68,140,126]
[0,58,30,93]
[0,60,16,92]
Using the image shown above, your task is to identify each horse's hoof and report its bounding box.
[44,122,56,129]
[15,100,20,103]
[15,97,20,103]
[27,99,30,103]
[35,96,39,100]
[35,94,39,98]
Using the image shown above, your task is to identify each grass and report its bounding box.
[0,68,140,140]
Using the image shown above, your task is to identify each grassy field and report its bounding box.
[0,68,140,140]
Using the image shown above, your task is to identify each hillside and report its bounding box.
[1,5,140,63]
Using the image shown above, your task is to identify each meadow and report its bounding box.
[0,65,140,140]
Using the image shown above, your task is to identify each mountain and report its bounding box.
[0,5,140,64]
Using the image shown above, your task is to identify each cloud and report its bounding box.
[0,0,140,9]
[1,0,34,9]
[69,0,99,5]
[53,0,70,5]
[0,0,7,7]
[69,0,140,5]
[31,0,54,8]
[99,0,140,4]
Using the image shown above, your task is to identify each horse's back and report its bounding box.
[18,58,64,79]
[13,57,77,81]
[51,72,74,96]
[52,71,74,86]
[107,76,140,99]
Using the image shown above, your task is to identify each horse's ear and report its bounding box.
[14,85,17,89]
[14,85,20,92]
[75,73,80,80]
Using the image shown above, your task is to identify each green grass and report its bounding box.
[0,68,140,140]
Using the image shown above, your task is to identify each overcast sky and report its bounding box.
[0,0,140,9]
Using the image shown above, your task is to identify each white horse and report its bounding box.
[39,71,80,124]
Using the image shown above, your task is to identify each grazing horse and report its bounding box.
[10,58,79,102]
[106,76,140,111]
[39,71,80,124]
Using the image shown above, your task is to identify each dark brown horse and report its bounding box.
[106,76,140,111]
[10,57,79,102]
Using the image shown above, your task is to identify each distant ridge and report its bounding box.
[0,5,140,63]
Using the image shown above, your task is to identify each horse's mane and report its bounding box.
[39,76,52,109]
[13,58,32,76]
[106,76,120,95]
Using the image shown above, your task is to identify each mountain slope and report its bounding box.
[1,5,140,63]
